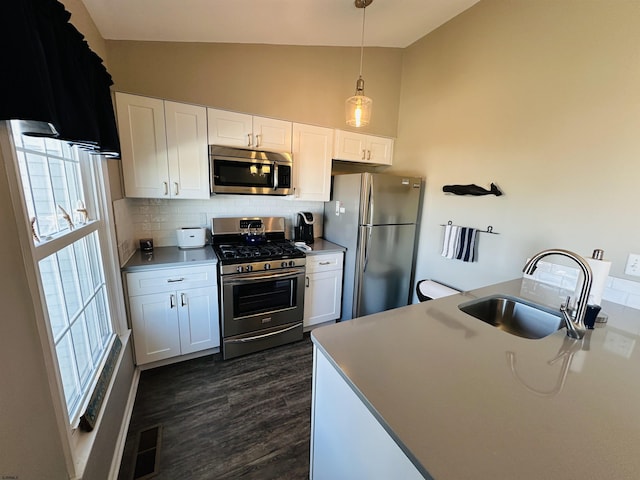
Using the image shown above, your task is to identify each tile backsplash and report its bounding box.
[525,260,640,310]
[113,195,325,265]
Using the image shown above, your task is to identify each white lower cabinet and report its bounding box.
[126,265,220,365]
[311,347,424,479]
[304,253,343,330]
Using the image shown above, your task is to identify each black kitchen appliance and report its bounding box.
[211,217,305,360]
[295,211,315,244]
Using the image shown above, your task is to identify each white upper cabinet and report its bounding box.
[164,101,210,199]
[116,93,168,198]
[115,93,209,199]
[333,129,394,165]
[207,108,292,152]
[292,123,333,202]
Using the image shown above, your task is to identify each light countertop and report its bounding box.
[311,278,640,479]
[298,238,346,255]
[122,246,217,272]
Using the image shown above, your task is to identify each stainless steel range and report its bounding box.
[211,217,305,359]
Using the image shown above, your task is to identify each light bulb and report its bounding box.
[354,103,363,128]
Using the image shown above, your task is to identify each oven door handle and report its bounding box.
[226,323,302,344]
[224,269,302,284]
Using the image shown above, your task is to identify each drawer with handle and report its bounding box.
[126,264,217,296]
[306,253,343,274]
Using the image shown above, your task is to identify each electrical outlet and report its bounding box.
[625,253,640,276]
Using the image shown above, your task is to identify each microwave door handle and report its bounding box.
[272,162,279,190]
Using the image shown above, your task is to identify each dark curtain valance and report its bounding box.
[1,0,120,157]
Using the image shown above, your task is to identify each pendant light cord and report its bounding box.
[358,6,366,78]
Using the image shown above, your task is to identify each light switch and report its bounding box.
[624,253,640,276]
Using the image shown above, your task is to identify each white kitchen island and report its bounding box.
[310,278,640,479]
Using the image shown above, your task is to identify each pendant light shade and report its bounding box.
[346,0,373,128]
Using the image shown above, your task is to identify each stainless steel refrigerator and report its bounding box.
[323,173,423,320]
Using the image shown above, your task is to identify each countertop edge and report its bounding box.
[311,338,433,479]
[121,246,218,272]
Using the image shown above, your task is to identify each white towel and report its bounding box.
[455,227,477,262]
[441,224,460,259]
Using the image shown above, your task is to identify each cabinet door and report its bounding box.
[115,93,169,198]
[305,270,342,328]
[333,129,368,162]
[177,286,220,354]
[165,101,210,199]
[207,108,253,147]
[292,123,332,201]
[367,136,394,165]
[253,116,292,152]
[129,292,181,365]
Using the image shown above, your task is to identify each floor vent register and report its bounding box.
[132,424,162,479]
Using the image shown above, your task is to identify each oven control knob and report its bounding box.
[281,261,288,268]
[236,266,244,273]
[264,263,271,270]
[288,260,296,267]
[246,265,253,272]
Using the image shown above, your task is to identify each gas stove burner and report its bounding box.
[215,240,301,262]
[211,216,306,274]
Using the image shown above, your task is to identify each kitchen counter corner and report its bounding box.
[301,238,346,255]
[121,246,217,272]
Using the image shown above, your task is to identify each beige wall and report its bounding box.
[0,131,69,480]
[0,2,132,479]
[393,0,640,290]
[62,0,108,64]
[106,41,403,138]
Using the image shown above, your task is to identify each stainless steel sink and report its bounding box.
[458,295,563,339]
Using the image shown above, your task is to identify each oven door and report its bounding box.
[210,157,292,195]
[220,268,304,337]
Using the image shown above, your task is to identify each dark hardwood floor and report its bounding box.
[117,335,313,480]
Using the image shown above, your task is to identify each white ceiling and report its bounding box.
[80,0,480,48]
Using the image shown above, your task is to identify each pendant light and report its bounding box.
[345,0,373,128]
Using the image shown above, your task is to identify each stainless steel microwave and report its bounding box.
[209,145,293,195]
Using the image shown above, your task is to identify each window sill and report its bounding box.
[69,330,132,479]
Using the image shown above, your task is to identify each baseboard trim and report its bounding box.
[108,365,140,479]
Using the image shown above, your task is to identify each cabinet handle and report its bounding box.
[167,278,185,283]
[174,182,179,196]
[319,261,331,265]
[181,293,187,306]
[170,294,176,308]
[361,149,366,161]
[163,181,169,195]
[247,133,253,147]
[367,150,372,161]
[306,276,310,288]
[255,134,261,148]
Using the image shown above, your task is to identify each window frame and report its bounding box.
[2,121,128,441]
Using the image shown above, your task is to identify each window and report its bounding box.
[11,121,116,425]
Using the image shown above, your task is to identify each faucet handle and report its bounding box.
[560,296,571,313]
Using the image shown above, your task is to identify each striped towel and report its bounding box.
[456,227,478,262]
[441,224,460,259]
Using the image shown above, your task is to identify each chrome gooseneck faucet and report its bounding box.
[522,249,593,339]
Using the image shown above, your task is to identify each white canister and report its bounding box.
[176,227,206,249]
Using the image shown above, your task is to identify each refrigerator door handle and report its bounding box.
[354,225,372,317]
[363,226,372,272]
[361,173,373,225]
[369,175,375,224]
